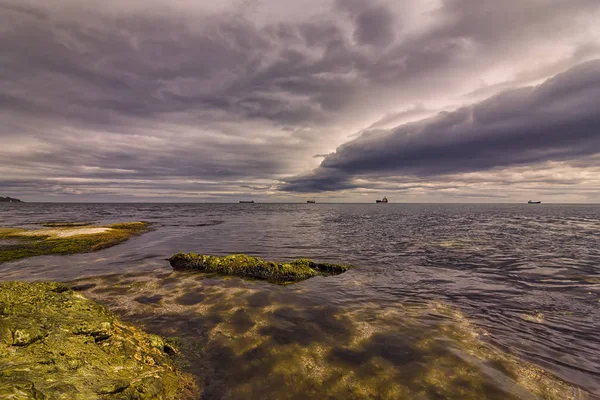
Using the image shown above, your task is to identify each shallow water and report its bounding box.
[1,203,599,398]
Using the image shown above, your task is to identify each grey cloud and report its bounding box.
[366,104,432,129]
[7,0,594,134]
[282,60,600,192]
[0,3,47,19]
[1,8,365,133]
[281,169,358,192]
[336,0,396,46]
[354,6,395,46]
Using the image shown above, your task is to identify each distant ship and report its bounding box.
[239,200,255,203]
[307,199,316,203]
[376,197,389,203]
[527,200,541,204]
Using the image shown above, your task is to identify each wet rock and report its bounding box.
[168,253,351,283]
[98,379,130,394]
[12,327,46,346]
[0,222,151,264]
[0,281,199,399]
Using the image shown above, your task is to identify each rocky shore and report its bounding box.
[0,281,198,399]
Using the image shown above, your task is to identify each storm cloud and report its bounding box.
[282,60,600,192]
[1,0,599,201]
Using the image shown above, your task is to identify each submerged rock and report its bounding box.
[168,253,350,283]
[71,271,587,400]
[0,281,198,399]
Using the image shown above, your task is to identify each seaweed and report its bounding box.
[168,253,351,283]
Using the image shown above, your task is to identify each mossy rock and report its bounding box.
[0,281,199,399]
[0,222,150,264]
[168,253,351,283]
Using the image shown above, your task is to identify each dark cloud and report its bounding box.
[282,60,600,192]
[3,0,593,133]
[353,5,395,46]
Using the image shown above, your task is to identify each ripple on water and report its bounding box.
[70,271,588,400]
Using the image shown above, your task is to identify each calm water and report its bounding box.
[1,203,599,398]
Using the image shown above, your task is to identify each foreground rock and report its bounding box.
[0,222,150,263]
[0,281,198,399]
[169,253,350,283]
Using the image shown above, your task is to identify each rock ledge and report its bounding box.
[0,281,198,399]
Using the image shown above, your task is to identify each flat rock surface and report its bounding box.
[19,227,112,238]
[0,222,149,264]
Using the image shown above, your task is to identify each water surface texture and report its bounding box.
[1,203,599,398]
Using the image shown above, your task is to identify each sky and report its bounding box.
[1,0,600,203]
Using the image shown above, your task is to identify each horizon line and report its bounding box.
[3,201,599,205]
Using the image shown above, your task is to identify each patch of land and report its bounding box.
[0,222,149,263]
[0,196,22,203]
[168,253,351,283]
[0,281,199,399]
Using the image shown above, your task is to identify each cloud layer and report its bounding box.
[1,0,599,201]
[283,60,600,192]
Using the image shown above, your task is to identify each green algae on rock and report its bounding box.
[0,281,198,399]
[0,222,149,264]
[168,253,351,283]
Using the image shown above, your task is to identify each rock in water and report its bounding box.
[0,221,150,264]
[168,253,351,283]
[0,281,198,399]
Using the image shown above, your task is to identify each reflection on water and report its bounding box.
[1,203,600,397]
[72,271,584,400]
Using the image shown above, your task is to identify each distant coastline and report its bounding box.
[0,196,23,203]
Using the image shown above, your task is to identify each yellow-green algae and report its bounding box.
[71,271,588,400]
[0,222,149,263]
[0,281,199,399]
[168,253,350,283]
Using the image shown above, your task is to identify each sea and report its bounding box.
[1,203,599,399]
